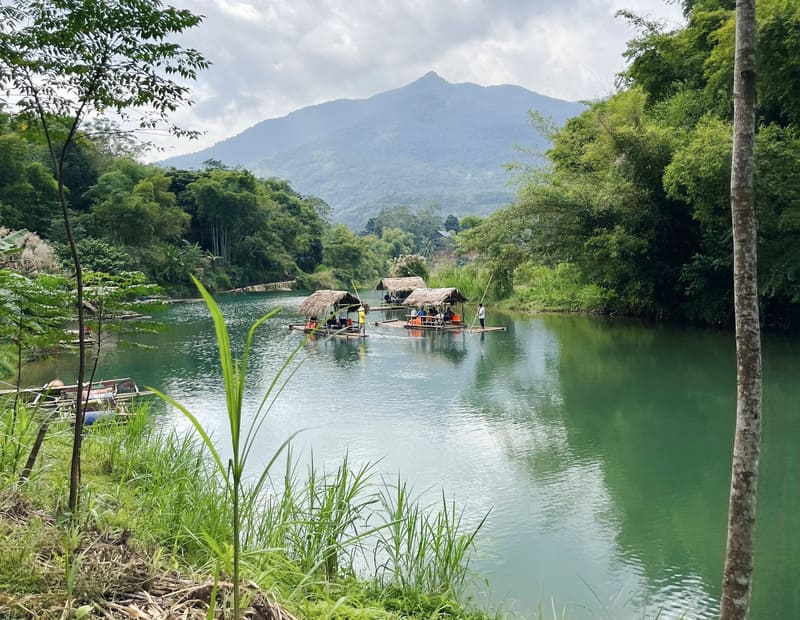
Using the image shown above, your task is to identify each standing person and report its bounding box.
[478,303,485,331]
[358,305,366,337]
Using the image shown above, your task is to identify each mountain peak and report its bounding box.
[410,71,448,86]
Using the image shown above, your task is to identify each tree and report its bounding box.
[444,214,460,233]
[0,0,208,513]
[187,169,260,265]
[86,159,189,245]
[720,0,761,618]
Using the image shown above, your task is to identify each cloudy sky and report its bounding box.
[153,0,685,158]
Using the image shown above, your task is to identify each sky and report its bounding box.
[150,0,686,159]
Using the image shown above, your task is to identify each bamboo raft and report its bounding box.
[373,318,506,333]
[288,324,367,339]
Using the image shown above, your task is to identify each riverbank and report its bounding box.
[0,404,494,619]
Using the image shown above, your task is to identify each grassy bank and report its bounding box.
[432,262,608,314]
[0,404,494,619]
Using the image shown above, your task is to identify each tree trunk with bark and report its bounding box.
[720,1,761,619]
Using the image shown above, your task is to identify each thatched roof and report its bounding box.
[298,290,361,318]
[376,276,427,293]
[402,287,468,307]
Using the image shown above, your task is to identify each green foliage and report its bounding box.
[85,160,190,246]
[179,170,328,286]
[70,238,136,274]
[510,263,609,313]
[324,225,383,284]
[756,0,800,126]
[0,229,28,257]
[391,254,429,280]
[0,0,209,142]
[443,215,460,233]
[0,268,71,366]
[0,0,211,513]
[361,205,445,257]
[429,263,493,302]
[457,216,483,231]
[0,133,59,236]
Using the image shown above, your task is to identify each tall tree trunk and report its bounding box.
[59,169,87,515]
[720,1,761,619]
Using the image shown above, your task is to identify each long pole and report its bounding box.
[469,270,494,331]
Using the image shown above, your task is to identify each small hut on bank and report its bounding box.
[402,287,468,329]
[376,276,426,304]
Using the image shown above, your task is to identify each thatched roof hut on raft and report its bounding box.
[297,290,362,319]
[401,287,468,330]
[402,287,468,308]
[376,276,427,302]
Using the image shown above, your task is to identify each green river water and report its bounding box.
[22,291,799,619]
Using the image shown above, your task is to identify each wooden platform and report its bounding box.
[288,324,367,339]
[463,326,507,333]
[373,319,506,333]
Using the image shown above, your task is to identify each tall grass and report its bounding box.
[0,401,38,483]
[510,263,608,313]
[88,416,489,617]
[375,477,488,597]
[266,451,378,580]
[429,263,493,302]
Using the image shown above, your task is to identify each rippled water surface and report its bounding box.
[25,292,800,619]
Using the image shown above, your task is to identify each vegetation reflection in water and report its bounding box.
[21,292,800,619]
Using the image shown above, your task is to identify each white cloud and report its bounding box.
[148,0,685,160]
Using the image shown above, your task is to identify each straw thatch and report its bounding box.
[297,290,361,318]
[375,276,426,294]
[402,287,468,307]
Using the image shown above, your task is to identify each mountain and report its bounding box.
[160,72,585,228]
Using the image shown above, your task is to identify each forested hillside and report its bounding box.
[161,71,585,228]
[461,0,800,329]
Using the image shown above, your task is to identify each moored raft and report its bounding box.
[30,377,153,423]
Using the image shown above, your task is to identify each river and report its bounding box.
[22,291,799,619]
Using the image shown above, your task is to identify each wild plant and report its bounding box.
[149,275,306,619]
[0,403,37,481]
[61,525,93,619]
[86,404,150,475]
[285,453,377,580]
[375,479,488,598]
